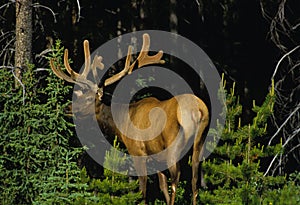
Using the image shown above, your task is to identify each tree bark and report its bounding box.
[169,0,177,34]
[15,0,32,87]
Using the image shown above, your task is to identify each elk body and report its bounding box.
[50,34,209,205]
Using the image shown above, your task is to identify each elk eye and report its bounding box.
[86,96,94,102]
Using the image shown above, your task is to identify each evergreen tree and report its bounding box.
[75,136,142,205]
[200,78,300,204]
[0,40,92,204]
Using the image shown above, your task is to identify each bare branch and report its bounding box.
[271,45,300,80]
[0,31,14,43]
[262,0,300,174]
[35,68,50,72]
[259,1,271,21]
[268,103,300,146]
[104,9,117,15]
[0,65,15,69]
[35,48,52,59]
[0,36,15,59]
[75,0,82,22]
[264,126,300,176]
[0,1,14,11]
[285,140,300,159]
[32,3,57,23]
[292,22,300,30]
[260,0,295,51]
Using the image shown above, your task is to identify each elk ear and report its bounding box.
[74,90,83,97]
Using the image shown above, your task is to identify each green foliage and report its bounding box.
[74,136,142,205]
[152,180,187,205]
[0,40,142,204]
[200,79,299,204]
[0,39,145,204]
[1,38,298,204]
[131,74,156,101]
[0,40,91,204]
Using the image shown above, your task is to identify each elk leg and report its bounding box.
[192,152,200,205]
[138,175,148,203]
[169,162,180,205]
[133,158,148,203]
[158,171,170,204]
[192,140,205,205]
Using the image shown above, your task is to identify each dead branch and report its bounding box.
[271,45,300,80]
[32,3,57,23]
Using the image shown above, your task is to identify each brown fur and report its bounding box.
[51,34,209,204]
[74,91,209,205]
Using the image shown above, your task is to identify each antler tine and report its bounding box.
[50,58,87,89]
[63,40,92,81]
[91,54,104,84]
[104,46,133,86]
[50,40,101,92]
[64,49,79,79]
[104,33,164,87]
[81,40,91,79]
[129,33,165,73]
[50,59,74,82]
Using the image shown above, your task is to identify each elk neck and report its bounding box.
[95,97,120,138]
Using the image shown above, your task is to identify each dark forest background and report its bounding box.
[0,0,299,204]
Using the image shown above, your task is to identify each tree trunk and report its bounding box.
[169,0,177,34]
[15,0,32,87]
[169,0,177,66]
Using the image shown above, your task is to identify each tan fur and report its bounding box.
[50,34,209,205]
[91,93,209,205]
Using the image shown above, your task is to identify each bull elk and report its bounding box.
[50,33,209,205]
